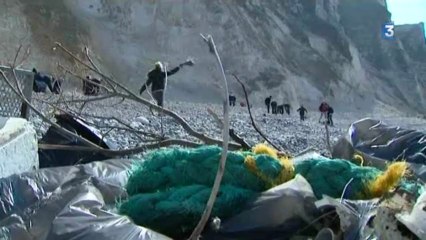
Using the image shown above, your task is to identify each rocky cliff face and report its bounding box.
[1,0,425,113]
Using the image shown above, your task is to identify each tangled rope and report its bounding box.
[119,144,409,238]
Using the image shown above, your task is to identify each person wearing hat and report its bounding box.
[139,60,192,107]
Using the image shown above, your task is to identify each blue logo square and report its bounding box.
[382,22,395,40]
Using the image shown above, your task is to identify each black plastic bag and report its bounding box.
[333,118,426,180]
[39,113,116,168]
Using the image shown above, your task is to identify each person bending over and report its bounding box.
[284,103,291,115]
[32,68,54,93]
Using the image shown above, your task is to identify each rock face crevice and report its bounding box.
[0,0,425,113]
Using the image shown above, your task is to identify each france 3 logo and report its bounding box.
[382,22,395,40]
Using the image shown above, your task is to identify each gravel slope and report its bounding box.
[30,93,426,157]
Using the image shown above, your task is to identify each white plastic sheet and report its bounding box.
[0,159,170,240]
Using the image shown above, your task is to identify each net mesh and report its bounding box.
[119,145,410,238]
[0,66,33,118]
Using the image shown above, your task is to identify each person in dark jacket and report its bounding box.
[271,101,278,114]
[32,68,54,93]
[284,103,291,115]
[140,61,189,107]
[327,106,334,126]
[297,105,308,121]
[229,95,236,106]
[277,104,284,114]
[265,96,272,113]
[318,101,330,123]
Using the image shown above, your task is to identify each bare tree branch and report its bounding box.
[16,46,31,69]
[207,107,224,129]
[10,44,31,69]
[57,62,114,113]
[38,139,203,157]
[3,69,237,158]
[232,74,284,152]
[12,44,23,68]
[207,107,251,150]
[72,112,163,140]
[84,46,117,92]
[36,99,163,142]
[52,94,117,104]
[0,69,104,150]
[54,42,241,149]
[229,129,251,150]
[4,61,156,155]
[57,63,113,93]
[7,41,243,159]
[84,46,102,73]
[65,112,157,142]
[324,122,332,155]
[189,34,230,240]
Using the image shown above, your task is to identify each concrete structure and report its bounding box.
[0,117,38,178]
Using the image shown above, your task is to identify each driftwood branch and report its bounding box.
[0,45,245,156]
[207,108,224,129]
[11,44,31,69]
[52,42,241,149]
[0,42,243,160]
[207,108,251,150]
[229,129,251,150]
[38,139,203,157]
[84,46,117,92]
[0,69,104,150]
[2,63,203,156]
[324,122,332,155]
[84,46,102,73]
[54,42,242,150]
[0,41,245,160]
[67,110,163,140]
[57,63,113,93]
[54,67,106,115]
[43,104,161,142]
[189,34,230,240]
[12,44,23,68]
[53,94,117,104]
[2,67,219,158]
[232,74,283,152]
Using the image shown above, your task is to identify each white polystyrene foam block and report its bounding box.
[396,190,426,240]
[0,117,38,178]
